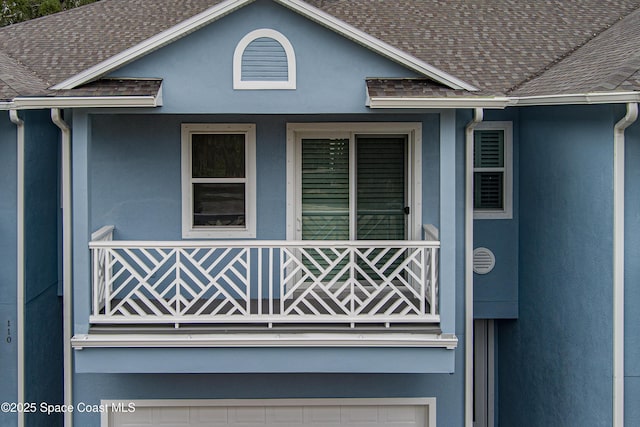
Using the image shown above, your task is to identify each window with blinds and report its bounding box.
[473,122,513,219]
[300,136,407,241]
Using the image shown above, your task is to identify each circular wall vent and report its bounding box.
[473,247,495,274]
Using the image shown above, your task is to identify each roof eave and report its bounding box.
[514,91,640,106]
[368,96,513,109]
[12,95,161,109]
[368,92,640,109]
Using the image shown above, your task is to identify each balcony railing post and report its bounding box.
[430,247,437,315]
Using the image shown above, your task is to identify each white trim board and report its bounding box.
[51,0,475,91]
[71,332,458,349]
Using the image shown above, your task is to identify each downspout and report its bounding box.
[465,108,483,427]
[9,110,25,427]
[613,102,638,427]
[51,108,73,427]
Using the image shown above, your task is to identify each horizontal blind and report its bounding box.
[474,129,504,168]
[301,138,350,240]
[356,137,406,240]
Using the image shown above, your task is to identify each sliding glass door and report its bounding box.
[300,135,408,241]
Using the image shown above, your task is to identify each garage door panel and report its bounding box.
[107,400,433,427]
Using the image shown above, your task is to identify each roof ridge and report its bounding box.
[507,5,640,94]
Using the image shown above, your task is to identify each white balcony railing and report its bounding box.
[89,226,440,327]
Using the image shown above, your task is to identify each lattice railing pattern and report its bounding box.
[90,234,440,326]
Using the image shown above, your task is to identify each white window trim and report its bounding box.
[473,121,513,220]
[181,123,256,238]
[286,122,422,241]
[233,28,297,90]
[101,398,437,427]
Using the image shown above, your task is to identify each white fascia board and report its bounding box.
[278,0,477,91]
[368,96,512,109]
[71,333,459,349]
[51,0,254,90]
[0,101,14,110]
[13,96,159,109]
[367,92,640,109]
[514,91,640,106]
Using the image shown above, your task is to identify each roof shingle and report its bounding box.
[0,0,639,100]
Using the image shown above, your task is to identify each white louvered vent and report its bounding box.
[241,37,288,82]
[473,247,495,274]
[233,29,296,90]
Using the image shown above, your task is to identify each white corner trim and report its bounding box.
[9,110,25,427]
[71,332,458,349]
[13,96,160,109]
[52,0,254,90]
[233,28,296,90]
[278,0,476,91]
[51,108,73,427]
[613,102,638,427]
[465,108,483,427]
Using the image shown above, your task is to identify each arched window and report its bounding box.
[233,29,296,90]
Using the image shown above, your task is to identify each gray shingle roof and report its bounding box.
[0,52,49,100]
[320,0,640,95]
[0,0,226,88]
[0,0,639,100]
[511,7,640,95]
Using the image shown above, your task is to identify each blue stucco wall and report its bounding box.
[67,107,468,424]
[0,113,18,427]
[23,110,63,427]
[498,105,615,427]
[108,0,418,114]
[473,110,519,319]
[624,114,640,426]
[72,345,466,427]
[0,111,62,427]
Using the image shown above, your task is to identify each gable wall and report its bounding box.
[108,0,418,114]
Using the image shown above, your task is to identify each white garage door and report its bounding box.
[104,398,435,427]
